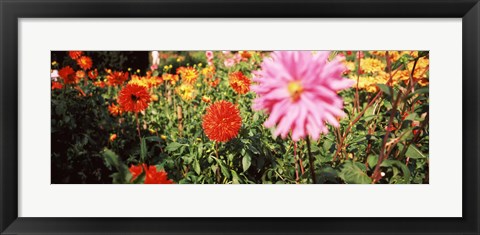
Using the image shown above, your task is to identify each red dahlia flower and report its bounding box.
[129,164,174,184]
[202,101,242,142]
[106,71,129,86]
[117,84,151,113]
[76,56,92,70]
[58,66,78,84]
[68,51,83,60]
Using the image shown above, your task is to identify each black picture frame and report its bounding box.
[1,0,479,234]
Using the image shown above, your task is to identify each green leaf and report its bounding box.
[144,136,162,142]
[317,166,339,183]
[405,145,428,159]
[193,159,201,175]
[242,155,252,172]
[339,160,372,184]
[404,113,418,121]
[165,142,184,152]
[377,84,392,97]
[380,159,411,183]
[102,149,131,184]
[220,163,230,179]
[367,155,379,169]
[197,143,203,158]
[211,156,230,179]
[231,170,241,184]
[407,87,429,99]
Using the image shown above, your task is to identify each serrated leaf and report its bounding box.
[102,149,131,183]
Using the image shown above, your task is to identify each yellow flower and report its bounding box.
[401,50,418,58]
[343,61,356,73]
[201,66,216,80]
[176,83,196,101]
[161,135,167,140]
[350,74,383,93]
[407,57,429,86]
[177,67,199,84]
[408,57,429,77]
[360,58,386,74]
[389,51,401,62]
[128,75,149,88]
[162,73,179,85]
[370,51,387,57]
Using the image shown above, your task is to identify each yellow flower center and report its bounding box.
[288,81,303,102]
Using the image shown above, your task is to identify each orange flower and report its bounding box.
[88,69,98,80]
[177,66,198,84]
[129,164,174,184]
[58,66,78,84]
[68,51,83,60]
[201,66,216,78]
[202,101,242,142]
[229,71,251,94]
[94,81,106,88]
[109,134,117,142]
[151,94,159,102]
[76,56,93,70]
[51,81,63,90]
[162,73,179,85]
[108,103,123,116]
[209,78,220,87]
[239,51,252,60]
[201,96,211,103]
[106,71,129,86]
[76,70,86,79]
[117,84,151,113]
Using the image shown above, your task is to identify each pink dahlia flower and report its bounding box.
[205,51,214,61]
[251,51,354,141]
[224,58,235,68]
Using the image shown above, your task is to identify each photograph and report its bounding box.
[51,50,429,184]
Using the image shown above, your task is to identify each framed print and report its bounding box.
[1,0,479,234]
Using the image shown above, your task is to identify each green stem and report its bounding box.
[135,112,142,141]
[305,137,317,184]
